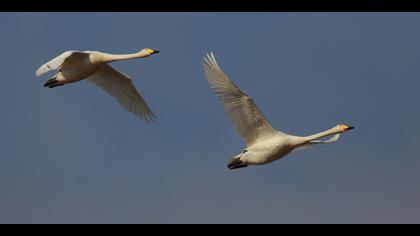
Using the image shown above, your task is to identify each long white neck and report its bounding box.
[100,51,148,63]
[292,127,341,146]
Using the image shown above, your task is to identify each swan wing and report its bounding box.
[203,52,278,146]
[36,51,88,76]
[87,64,156,122]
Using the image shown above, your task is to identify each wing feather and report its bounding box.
[203,52,277,146]
[87,64,156,122]
[36,51,88,76]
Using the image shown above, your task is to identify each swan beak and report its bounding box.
[340,124,354,131]
[150,50,160,55]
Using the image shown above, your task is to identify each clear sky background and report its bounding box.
[1,13,419,223]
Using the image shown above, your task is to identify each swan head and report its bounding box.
[336,124,354,132]
[139,48,160,57]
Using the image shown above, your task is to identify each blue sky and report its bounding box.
[1,13,420,223]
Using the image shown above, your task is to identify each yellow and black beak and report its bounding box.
[150,49,160,55]
[340,124,354,131]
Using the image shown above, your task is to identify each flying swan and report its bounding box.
[203,52,354,169]
[36,48,160,122]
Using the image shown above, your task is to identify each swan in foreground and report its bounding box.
[203,53,354,169]
[36,48,160,122]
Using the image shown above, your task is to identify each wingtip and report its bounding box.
[204,51,215,59]
[204,52,212,61]
[203,53,212,67]
[136,113,157,124]
[203,52,218,66]
[148,113,158,123]
[142,111,158,123]
[35,70,42,77]
[36,66,47,77]
[332,134,341,141]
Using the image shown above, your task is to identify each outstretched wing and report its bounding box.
[203,52,278,146]
[36,51,88,76]
[87,64,156,122]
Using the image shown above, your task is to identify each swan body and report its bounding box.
[203,52,354,169]
[36,48,159,122]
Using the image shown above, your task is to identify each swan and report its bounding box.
[36,48,160,122]
[203,52,354,169]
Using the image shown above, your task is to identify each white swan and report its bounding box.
[203,53,354,169]
[36,48,160,122]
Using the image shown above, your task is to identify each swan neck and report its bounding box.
[101,52,146,63]
[296,128,338,145]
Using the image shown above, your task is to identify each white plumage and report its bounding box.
[203,52,354,169]
[36,51,88,76]
[87,64,156,122]
[36,48,159,122]
[203,53,278,146]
